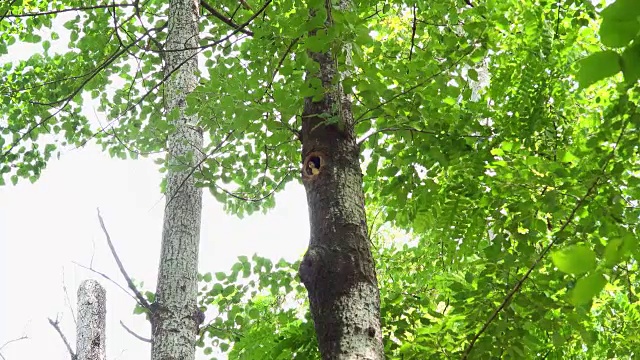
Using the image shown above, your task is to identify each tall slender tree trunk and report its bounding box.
[151,1,204,360]
[76,280,106,360]
[298,1,384,359]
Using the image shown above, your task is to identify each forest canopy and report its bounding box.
[2,0,640,358]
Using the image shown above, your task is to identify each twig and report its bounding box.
[200,0,253,36]
[409,4,417,61]
[0,0,19,24]
[238,0,252,10]
[61,272,77,326]
[264,37,301,95]
[120,321,152,343]
[164,130,235,209]
[96,210,151,309]
[47,318,76,360]
[72,261,138,303]
[357,125,486,145]
[0,335,28,360]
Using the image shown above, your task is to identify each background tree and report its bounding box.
[48,280,107,360]
[150,1,206,359]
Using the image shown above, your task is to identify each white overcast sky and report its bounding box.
[0,10,310,360]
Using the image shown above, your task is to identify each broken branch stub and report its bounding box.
[77,280,106,360]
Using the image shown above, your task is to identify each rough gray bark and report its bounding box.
[151,1,204,360]
[297,1,384,359]
[76,280,106,360]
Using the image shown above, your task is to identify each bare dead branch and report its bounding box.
[0,334,28,360]
[96,209,151,309]
[61,272,77,326]
[72,261,139,303]
[47,318,76,360]
[120,321,152,343]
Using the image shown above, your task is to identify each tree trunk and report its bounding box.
[151,1,204,360]
[76,280,106,360]
[297,2,384,359]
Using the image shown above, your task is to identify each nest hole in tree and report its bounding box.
[303,152,325,177]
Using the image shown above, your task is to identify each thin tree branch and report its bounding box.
[355,42,480,123]
[212,169,293,203]
[120,321,152,343]
[461,179,600,359]
[461,114,632,359]
[1,26,159,161]
[4,3,134,18]
[238,0,252,10]
[0,0,19,24]
[61,273,77,326]
[264,37,301,94]
[82,1,269,144]
[47,318,76,360]
[4,0,267,164]
[72,261,138,303]
[0,335,28,360]
[358,126,487,145]
[409,4,417,61]
[200,0,253,36]
[164,130,235,208]
[96,209,151,309]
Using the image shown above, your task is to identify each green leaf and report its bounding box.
[203,272,212,282]
[215,272,226,281]
[559,150,578,163]
[621,42,640,84]
[604,238,625,267]
[570,272,607,306]
[576,51,621,88]
[468,68,479,81]
[599,19,640,48]
[599,0,640,48]
[551,245,597,275]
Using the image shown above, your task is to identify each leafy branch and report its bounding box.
[461,109,633,358]
[2,3,134,18]
[200,0,253,36]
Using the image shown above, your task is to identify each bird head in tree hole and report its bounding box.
[306,155,322,176]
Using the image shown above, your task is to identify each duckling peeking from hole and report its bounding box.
[306,156,321,176]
